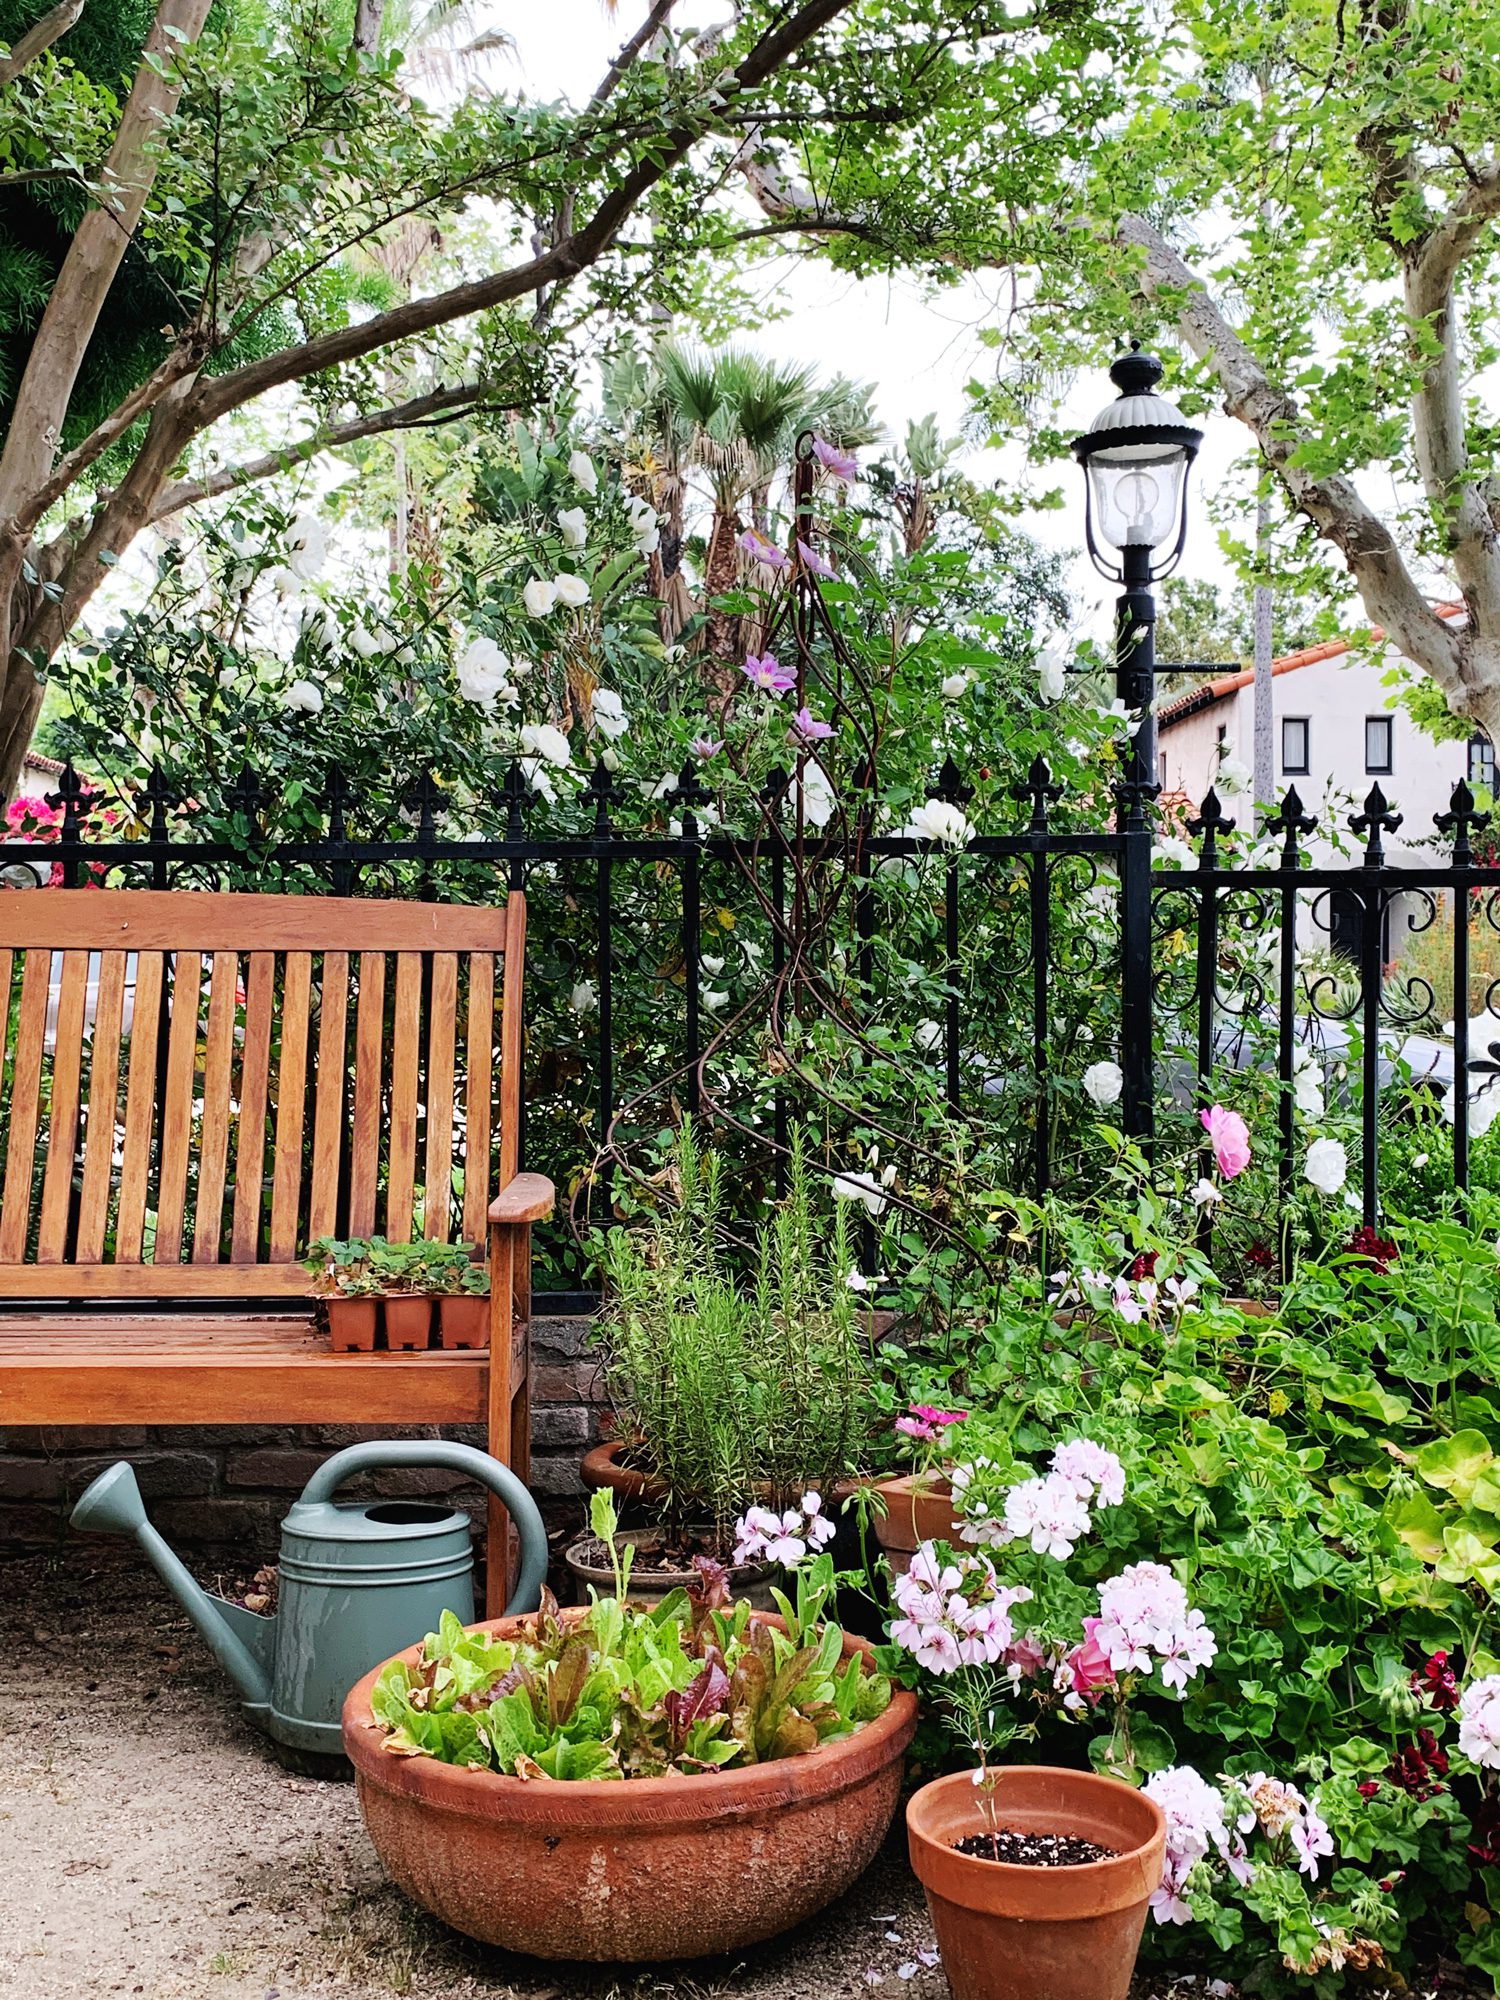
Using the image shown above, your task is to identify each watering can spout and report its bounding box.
[70,1462,274,1713]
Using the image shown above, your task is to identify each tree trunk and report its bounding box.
[702,506,746,684]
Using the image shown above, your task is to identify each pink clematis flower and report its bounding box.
[689,734,724,760]
[787,705,835,744]
[1199,1104,1251,1179]
[812,436,859,480]
[796,537,835,578]
[737,526,787,569]
[742,651,796,695]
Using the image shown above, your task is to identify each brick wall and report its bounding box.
[0,1315,610,1564]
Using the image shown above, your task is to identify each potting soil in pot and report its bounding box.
[952,1829,1117,1866]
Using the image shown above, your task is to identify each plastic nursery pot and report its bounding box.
[563,1527,779,1611]
[382,1295,434,1352]
[436,1294,489,1350]
[344,1609,919,1961]
[326,1297,379,1352]
[906,1767,1166,2000]
[869,1472,959,1575]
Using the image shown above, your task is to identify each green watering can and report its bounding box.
[70,1441,548,1764]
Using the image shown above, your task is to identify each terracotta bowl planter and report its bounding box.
[907,1767,1165,2000]
[344,1611,919,1962]
[563,1527,778,1611]
[869,1472,959,1575]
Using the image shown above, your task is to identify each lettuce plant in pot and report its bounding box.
[577,1123,874,1605]
[343,1489,918,1959]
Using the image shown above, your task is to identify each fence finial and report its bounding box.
[1266,785,1314,864]
[933,753,973,806]
[224,764,270,839]
[588,759,615,839]
[1012,753,1061,831]
[1437,777,1491,864]
[401,768,449,843]
[1187,786,1234,861]
[1351,783,1402,865]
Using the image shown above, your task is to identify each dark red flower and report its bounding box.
[1345,1224,1398,1274]
[1247,1240,1275,1271]
[1388,1733,1448,1799]
[1357,1780,1381,1800]
[1412,1649,1461,1714]
[1129,1251,1158,1280]
[1469,1795,1500,1868]
[1416,1727,1450,1776]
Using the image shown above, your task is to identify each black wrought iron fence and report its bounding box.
[5,756,1500,1305]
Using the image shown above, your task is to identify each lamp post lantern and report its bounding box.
[1071,343,1202,1143]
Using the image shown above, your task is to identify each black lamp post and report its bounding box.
[1071,342,1203,795]
[1070,343,1202,1142]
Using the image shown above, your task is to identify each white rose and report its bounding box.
[940,672,970,700]
[557,507,588,550]
[520,721,571,769]
[349,623,382,659]
[1216,753,1252,797]
[801,762,836,830]
[591,688,629,740]
[1036,644,1068,703]
[1292,1049,1324,1118]
[914,1019,942,1052]
[568,449,597,496]
[703,988,730,1012]
[1304,1137,1348,1196]
[1191,1177,1222,1207]
[1082,1060,1123,1108]
[832,1171,888,1218]
[570,980,598,1017]
[286,513,327,580]
[553,573,590,609]
[455,635,513,707]
[264,564,301,599]
[633,525,661,557]
[907,799,975,847]
[520,756,556,805]
[702,955,725,976]
[1153,836,1198,872]
[282,677,324,715]
[523,578,557,618]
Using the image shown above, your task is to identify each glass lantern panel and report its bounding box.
[1086,443,1188,551]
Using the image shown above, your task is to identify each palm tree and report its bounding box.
[609,342,882,662]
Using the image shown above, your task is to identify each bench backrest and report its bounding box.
[0,889,524,1299]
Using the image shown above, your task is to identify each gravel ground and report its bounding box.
[0,1546,1472,2000]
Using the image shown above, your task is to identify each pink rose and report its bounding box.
[1063,1616,1118,1704]
[1200,1104,1251,1180]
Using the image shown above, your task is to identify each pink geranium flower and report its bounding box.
[895,1403,968,1442]
[812,436,859,480]
[1200,1104,1251,1179]
[737,526,787,569]
[741,651,796,695]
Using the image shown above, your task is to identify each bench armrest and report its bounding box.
[488,1173,556,1227]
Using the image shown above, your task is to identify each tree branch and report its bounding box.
[183,0,855,434]
[352,0,383,56]
[147,380,503,521]
[1116,212,1474,702]
[588,0,677,116]
[0,0,84,84]
[1411,158,1500,309]
[0,0,213,520]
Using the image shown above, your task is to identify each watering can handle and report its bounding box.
[296,1442,548,1617]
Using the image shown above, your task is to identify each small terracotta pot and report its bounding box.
[326,1297,378,1352]
[564,1528,778,1611]
[345,1610,918,1961]
[436,1294,489,1349]
[907,1767,1165,2000]
[869,1472,959,1575]
[580,1438,666,1506]
[382,1295,433,1351]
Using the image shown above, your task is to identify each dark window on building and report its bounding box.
[1159,751,1168,789]
[1365,715,1393,775]
[1470,734,1495,793]
[1282,717,1310,775]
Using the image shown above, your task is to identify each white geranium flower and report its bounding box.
[833,1172,888,1218]
[286,513,327,580]
[1036,644,1068,703]
[591,688,629,740]
[553,573,590,609]
[557,507,588,550]
[523,578,558,618]
[1304,1137,1348,1196]
[907,799,976,847]
[1216,753,1252,797]
[568,449,597,496]
[570,980,598,1017]
[282,677,324,715]
[1083,1060,1123,1108]
[520,721,571,769]
[455,635,513,707]
[941,672,970,700]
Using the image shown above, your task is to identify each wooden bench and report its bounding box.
[0,887,553,1604]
